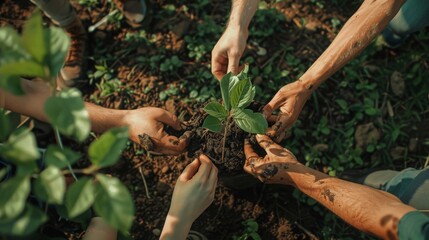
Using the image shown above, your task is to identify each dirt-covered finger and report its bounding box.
[262,92,284,118]
[155,135,188,155]
[256,134,282,153]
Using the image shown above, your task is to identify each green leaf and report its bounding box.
[0,75,24,95]
[236,64,249,80]
[89,126,129,169]
[65,177,95,218]
[0,175,30,219]
[45,145,80,169]
[45,26,70,78]
[220,72,232,111]
[0,26,28,64]
[33,166,65,204]
[44,88,90,142]
[204,102,227,120]
[0,128,40,164]
[0,60,46,78]
[230,79,255,109]
[202,115,222,133]
[233,109,268,134]
[22,11,47,64]
[94,174,134,233]
[0,204,48,236]
[0,109,12,141]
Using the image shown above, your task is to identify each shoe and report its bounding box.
[381,27,409,49]
[60,17,88,88]
[113,0,147,28]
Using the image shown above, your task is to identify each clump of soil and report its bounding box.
[182,102,262,176]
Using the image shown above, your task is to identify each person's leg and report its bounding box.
[30,0,87,87]
[383,168,429,211]
[382,0,429,47]
[30,0,76,27]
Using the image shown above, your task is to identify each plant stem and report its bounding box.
[221,116,230,163]
[50,80,78,182]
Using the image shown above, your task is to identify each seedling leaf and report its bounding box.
[233,109,268,134]
[94,174,134,233]
[0,204,47,236]
[0,175,30,220]
[65,177,95,218]
[33,166,65,204]
[0,128,40,164]
[44,88,90,142]
[220,72,232,110]
[202,115,222,133]
[45,145,80,169]
[204,101,228,120]
[22,10,47,64]
[89,126,129,168]
[230,79,255,109]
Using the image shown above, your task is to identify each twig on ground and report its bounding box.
[294,221,319,240]
[138,166,151,199]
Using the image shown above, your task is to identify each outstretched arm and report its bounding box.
[244,135,415,239]
[211,0,259,80]
[0,79,190,155]
[264,0,405,140]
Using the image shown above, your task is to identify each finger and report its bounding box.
[211,52,228,80]
[154,108,182,131]
[274,131,287,143]
[243,139,261,175]
[267,114,277,124]
[256,134,282,154]
[195,154,213,179]
[262,92,284,118]
[208,164,218,191]
[227,51,241,75]
[155,132,190,155]
[179,159,200,181]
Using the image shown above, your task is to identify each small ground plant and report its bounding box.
[0,11,133,237]
[202,66,268,161]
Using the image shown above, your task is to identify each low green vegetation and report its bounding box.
[0,11,134,237]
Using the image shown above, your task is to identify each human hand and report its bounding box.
[124,107,191,155]
[243,134,299,184]
[262,80,313,142]
[211,26,248,80]
[168,154,218,223]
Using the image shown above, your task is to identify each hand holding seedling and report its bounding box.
[263,79,313,142]
[161,155,217,239]
[244,134,299,184]
[124,107,191,155]
[211,26,247,80]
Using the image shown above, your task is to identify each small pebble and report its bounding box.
[161,166,170,174]
[152,228,161,236]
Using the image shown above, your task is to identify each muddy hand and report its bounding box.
[243,135,298,184]
[262,80,313,143]
[126,107,191,155]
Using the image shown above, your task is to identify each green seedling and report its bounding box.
[202,65,268,161]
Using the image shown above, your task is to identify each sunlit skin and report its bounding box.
[0,78,190,155]
[212,0,405,142]
[243,134,415,239]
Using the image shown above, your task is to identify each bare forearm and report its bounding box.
[0,79,128,134]
[277,164,414,239]
[1,79,51,122]
[228,0,259,29]
[160,214,192,240]
[300,0,404,89]
[85,102,128,134]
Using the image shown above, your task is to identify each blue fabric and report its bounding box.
[398,211,429,240]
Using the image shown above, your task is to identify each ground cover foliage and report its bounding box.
[0,0,428,239]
